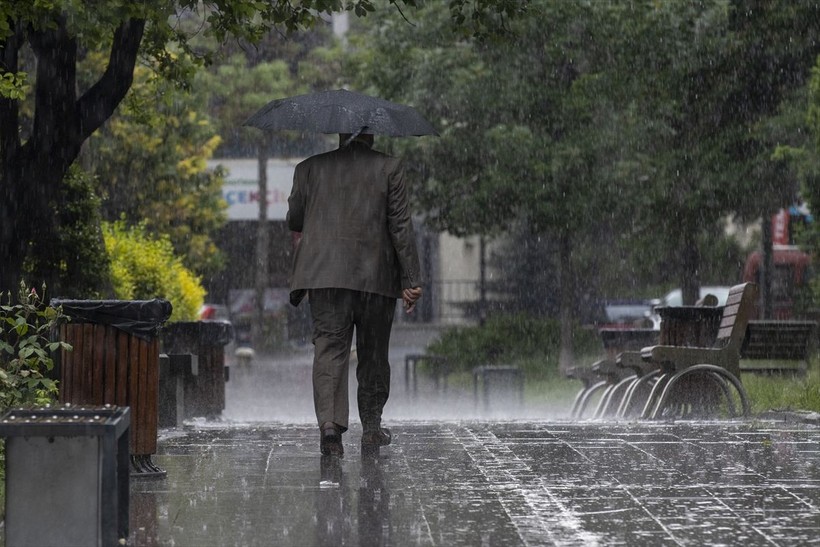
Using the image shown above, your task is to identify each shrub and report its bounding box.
[0,282,71,515]
[0,281,68,411]
[23,165,110,298]
[103,219,205,321]
[426,313,600,377]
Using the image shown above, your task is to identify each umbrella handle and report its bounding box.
[342,127,368,147]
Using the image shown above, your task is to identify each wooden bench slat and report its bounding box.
[725,291,743,305]
[91,324,105,405]
[740,320,817,375]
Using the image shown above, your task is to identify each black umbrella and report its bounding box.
[243,89,438,137]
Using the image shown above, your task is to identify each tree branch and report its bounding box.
[76,18,146,141]
[28,14,78,162]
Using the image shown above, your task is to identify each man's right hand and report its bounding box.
[402,287,423,313]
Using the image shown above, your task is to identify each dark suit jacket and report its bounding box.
[287,141,421,304]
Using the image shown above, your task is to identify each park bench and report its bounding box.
[599,328,659,359]
[619,282,757,420]
[566,364,606,418]
[740,320,817,375]
[608,284,755,418]
[567,328,659,419]
[567,357,637,419]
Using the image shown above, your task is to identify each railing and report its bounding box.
[391,279,484,325]
[433,279,481,324]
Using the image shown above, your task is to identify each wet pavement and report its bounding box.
[124,325,820,546]
[130,420,820,546]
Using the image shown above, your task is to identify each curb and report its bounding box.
[756,410,820,426]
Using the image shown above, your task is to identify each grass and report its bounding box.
[425,316,820,417]
[742,367,820,415]
[435,354,820,418]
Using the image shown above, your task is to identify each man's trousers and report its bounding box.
[308,288,396,432]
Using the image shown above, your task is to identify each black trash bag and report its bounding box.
[160,321,235,354]
[50,299,173,340]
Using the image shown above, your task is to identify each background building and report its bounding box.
[204,157,490,330]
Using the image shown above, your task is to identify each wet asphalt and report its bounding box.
[127,325,820,546]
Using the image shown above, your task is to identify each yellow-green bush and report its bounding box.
[103,220,205,321]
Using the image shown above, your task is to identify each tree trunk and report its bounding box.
[479,236,487,326]
[252,138,271,349]
[558,232,575,374]
[0,18,144,294]
[0,20,25,293]
[760,214,773,319]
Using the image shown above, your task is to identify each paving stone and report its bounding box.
[126,418,820,546]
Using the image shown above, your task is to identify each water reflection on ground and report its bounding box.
[129,420,820,546]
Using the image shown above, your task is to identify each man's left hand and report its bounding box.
[402,287,423,313]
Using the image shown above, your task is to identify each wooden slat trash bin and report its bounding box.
[51,299,172,477]
[656,306,724,347]
[160,320,234,421]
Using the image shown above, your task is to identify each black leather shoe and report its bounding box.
[361,427,392,449]
[320,425,343,457]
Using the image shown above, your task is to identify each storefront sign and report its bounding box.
[208,158,301,221]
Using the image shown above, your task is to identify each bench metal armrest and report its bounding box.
[616,350,655,376]
[642,345,730,373]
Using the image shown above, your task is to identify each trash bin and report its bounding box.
[157,353,192,428]
[656,306,723,347]
[160,320,234,420]
[472,365,524,410]
[50,298,172,477]
[0,404,130,547]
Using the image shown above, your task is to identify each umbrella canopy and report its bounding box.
[243,89,438,137]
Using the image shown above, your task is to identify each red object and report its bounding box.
[771,209,790,246]
[742,247,811,319]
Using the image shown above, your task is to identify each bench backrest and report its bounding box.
[742,320,818,360]
[714,283,758,352]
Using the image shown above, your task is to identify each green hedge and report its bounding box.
[426,314,600,378]
[103,220,205,321]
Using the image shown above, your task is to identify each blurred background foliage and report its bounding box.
[103,220,205,322]
[4,0,820,363]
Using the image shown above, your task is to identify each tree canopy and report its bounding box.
[342,0,820,367]
[349,0,820,302]
[0,0,521,295]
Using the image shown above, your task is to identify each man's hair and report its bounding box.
[340,132,374,147]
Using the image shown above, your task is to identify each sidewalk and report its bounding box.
[131,420,820,546]
[126,328,820,546]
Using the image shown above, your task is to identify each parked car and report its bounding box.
[602,299,655,329]
[659,286,732,308]
[198,303,230,321]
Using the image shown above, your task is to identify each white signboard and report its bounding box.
[208,158,302,221]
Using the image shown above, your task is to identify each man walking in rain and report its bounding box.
[287,132,423,457]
